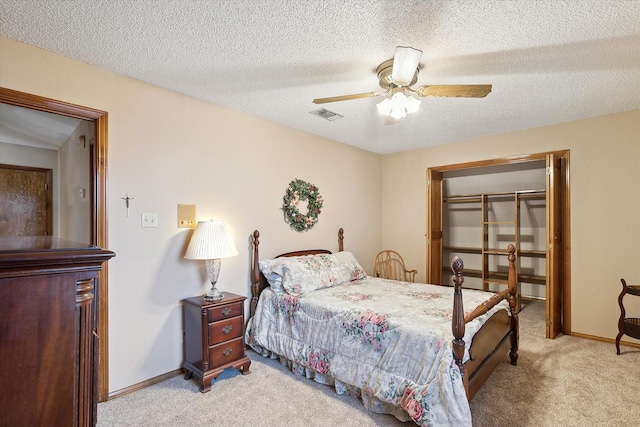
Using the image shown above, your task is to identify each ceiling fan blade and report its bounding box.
[312,91,382,104]
[414,85,492,98]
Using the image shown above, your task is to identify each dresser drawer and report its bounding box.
[209,337,245,366]
[208,315,243,345]
[207,302,243,322]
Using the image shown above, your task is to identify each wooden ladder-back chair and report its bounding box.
[373,250,417,282]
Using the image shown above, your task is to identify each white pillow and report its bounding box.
[258,258,287,292]
[259,252,367,296]
[280,254,334,296]
[259,254,332,295]
[329,251,367,285]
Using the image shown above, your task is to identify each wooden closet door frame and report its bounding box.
[0,87,111,400]
[426,150,571,336]
[426,169,444,285]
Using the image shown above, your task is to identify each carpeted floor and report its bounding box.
[98,300,640,426]
[470,300,640,426]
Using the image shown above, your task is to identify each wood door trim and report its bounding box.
[427,150,571,336]
[426,169,443,284]
[0,87,111,401]
[561,154,571,335]
[430,151,567,172]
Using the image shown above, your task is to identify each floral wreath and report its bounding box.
[282,179,323,232]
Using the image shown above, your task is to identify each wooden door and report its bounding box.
[427,169,443,284]
[0,164,52,236]
[546,154,563,338]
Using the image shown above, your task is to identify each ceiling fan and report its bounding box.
[313,46,492,119]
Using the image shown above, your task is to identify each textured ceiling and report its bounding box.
[0,104,81,150]
[1,0,639,154]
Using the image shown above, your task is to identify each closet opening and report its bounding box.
[427,151,570,338]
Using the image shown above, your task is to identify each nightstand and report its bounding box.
[182,292,251,392]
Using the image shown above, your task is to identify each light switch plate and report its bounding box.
[177,204,196,228]
[141,213,158,228]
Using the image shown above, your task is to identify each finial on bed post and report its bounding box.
[251,230,261,318]
[507,243,519,366]
[338,228,344,252]
[450,256,468,396]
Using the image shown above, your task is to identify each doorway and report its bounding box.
[426,151,571,338]
[0,87,111,400]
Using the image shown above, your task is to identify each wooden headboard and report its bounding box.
[250,228,344,317]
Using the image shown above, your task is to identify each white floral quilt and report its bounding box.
[246,276,509,427]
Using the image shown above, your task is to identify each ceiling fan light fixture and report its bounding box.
[376,90,421,119]
[390,106,407,120]
[391,46,422,86]
[376,97,393,116]
[405,94,421,114]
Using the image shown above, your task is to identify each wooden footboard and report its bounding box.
[451,244,519,400]
[465,310,512,399]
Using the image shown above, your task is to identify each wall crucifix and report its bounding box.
[120,193,134,217]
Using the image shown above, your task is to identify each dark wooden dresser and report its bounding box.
[0,236,115,427]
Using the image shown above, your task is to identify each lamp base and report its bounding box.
[203,259,224,301]
[203,284,224,301]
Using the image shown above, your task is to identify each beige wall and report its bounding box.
[59,119,93,243]
[0,36,382,392]
[381,109,640,342]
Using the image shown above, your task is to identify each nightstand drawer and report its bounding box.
[208,315,243,345]
[209,337,245,366]
[207,302,243,322]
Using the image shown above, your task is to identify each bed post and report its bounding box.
[507,244,519,365]
[338,228,344,252]
[250,230,261,318]
[450,256,468,396]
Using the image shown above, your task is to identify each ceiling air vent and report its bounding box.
[309,108,343,121]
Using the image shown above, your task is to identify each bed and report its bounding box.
[246,228,518,426]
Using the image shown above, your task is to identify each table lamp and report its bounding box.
[184,220,238,301]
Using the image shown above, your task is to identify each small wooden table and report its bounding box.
[616,278,640,355]
[182,292,251,392]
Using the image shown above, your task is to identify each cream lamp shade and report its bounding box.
[185,220,238,301]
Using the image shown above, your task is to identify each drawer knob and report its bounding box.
[222,325,233,334]
[222,307,232,316]
[222,348,233,357]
